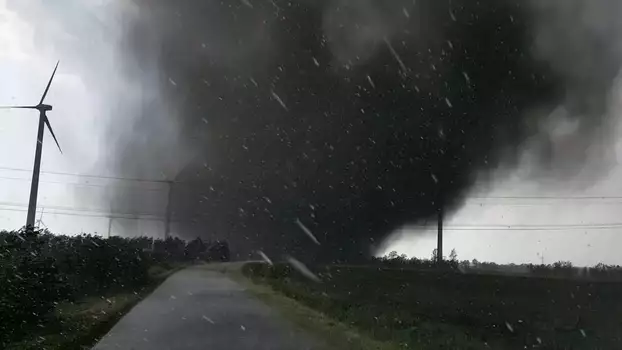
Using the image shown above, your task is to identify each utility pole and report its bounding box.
[26,114,46,228]
[107,217,113,238]
[435,171,444,264]
[437,204,443,264]
[436,124,446,264]
[164,181,174,239]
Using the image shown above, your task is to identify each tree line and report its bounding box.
[377,249,622,281]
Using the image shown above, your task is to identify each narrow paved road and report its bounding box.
[92,266,324,350]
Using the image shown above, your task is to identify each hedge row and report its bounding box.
[0,228,229,346]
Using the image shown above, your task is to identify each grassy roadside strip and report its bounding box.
[204,262,400,350]
[237,262,503,350]
[7,263,186,350]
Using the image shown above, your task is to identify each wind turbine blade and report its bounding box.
[43,115,62,154]
[0,106,38,109]
[39,61,60,105]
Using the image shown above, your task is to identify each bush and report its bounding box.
[0,229,65,345]
[0,228,232,346]
[0,229,149,346]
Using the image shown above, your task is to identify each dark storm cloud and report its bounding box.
[113,0,622,261]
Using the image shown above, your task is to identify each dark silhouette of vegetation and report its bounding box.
[243,255,622,349]
[0,228,229,347]
[376,249,622,281]
[206,240,231,262]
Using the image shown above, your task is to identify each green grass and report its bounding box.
[241,262,622,350]
[7,263,185,350]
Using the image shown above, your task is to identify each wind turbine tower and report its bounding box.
[0,61,63,228]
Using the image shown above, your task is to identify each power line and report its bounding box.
[0,206,196,225]
[0,165,171,184]
[470,195,622,200]
[411,223,622,231]
[0,201,164,217]
[0,175,166,191]
[1,165,620,199]
[466,201,622,207]
[0,206,165,221]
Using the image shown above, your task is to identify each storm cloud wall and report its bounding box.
[111,0,622,261]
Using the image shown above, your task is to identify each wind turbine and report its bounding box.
[0,61,62,228]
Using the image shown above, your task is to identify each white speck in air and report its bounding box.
[258,250,273,265]
[296,218,320,245]
[366,75,376,89]
[312,57,320,67]
[383,37,408,74]
[202,315,215,324]
[286,256,321,283]
[168,78,177,87]
[505,322,513,333]
[271,90,289,111]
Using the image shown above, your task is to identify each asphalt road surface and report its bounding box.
[92,266,324,350]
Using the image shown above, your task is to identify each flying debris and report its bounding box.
[295,218,321,245]
[257,250,273,265]
[270,90,288,111]
[286,256,321,283]
[366,75,376,89]
[449,9,457,21]
[383,37,408,74]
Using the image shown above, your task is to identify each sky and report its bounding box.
[0,0,168,237]
[1,0,622,266]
